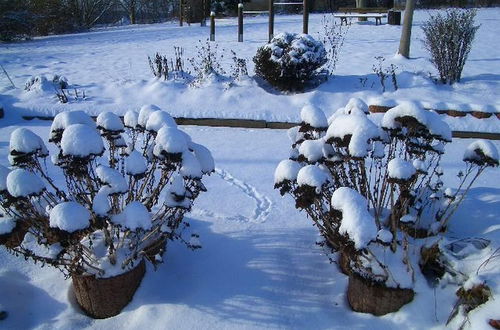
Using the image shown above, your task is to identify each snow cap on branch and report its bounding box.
[49,201,91,233]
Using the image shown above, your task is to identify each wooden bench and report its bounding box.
[335,7,388,26]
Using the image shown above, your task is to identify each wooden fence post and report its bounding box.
[179,0,184,26]
[210,12,215,41]
[238,3,243,42]
[303,0,309,34]
[268,0,274,42]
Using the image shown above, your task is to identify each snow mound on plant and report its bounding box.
[124,110,139,128]
[180,152,202,179]
[300,105,328,128]
[60,124,104,157]
[382,102,452,141]
[112,201,151,231]
[388,158,417,180]
[331,187,377,250]
[49,201,91,233]
[154,127,188,155]
[274,159,302,184]
[125,150,147,176]
[146,110,177,132]
[96,165,128,194]
[463,139,499,165]
[190,142,215,174]
[9,128,48,156]
[0,165,10,191]
[0,217,16,235]
[138,104,161,128]
[299,139,325,162]
[344,98,369,115]
[297,165,328,188]
[50,111,95,136]
[326,113,382,158]
[96,111,124,132]
[6,169,45,197]
[93,192,110,216]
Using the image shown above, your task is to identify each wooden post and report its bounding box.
[201,0,206,26]
[179,0,183,26]
[268,0,274,42]
[210,11,215,41]
[303,0,309,34]
[398,0,415,58]
[238,3,243,42]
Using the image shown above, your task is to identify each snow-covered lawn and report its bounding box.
[1,9,500,132]
[0,121,499,329]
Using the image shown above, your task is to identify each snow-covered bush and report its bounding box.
[0,106,214,278]
[274,99,498,314]
[24,74,68,92]
[253,32,327,92]
[422,9,479,84]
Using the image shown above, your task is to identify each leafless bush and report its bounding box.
[372,56,399,92]
[320,14,349,76]
[188,40,226,87]
[422,9,479,84]
[148,47,188,81]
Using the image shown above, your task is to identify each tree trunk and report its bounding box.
[398,0,415,58]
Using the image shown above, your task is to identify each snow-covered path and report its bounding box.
[0,121,499,329]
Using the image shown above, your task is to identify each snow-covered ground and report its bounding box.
[0,121,499,329]
[0,8,500,330]
[1,10,500,132]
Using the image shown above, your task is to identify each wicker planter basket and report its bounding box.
[72,259,146,319]
[347,272,414,316]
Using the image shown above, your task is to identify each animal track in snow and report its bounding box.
[191,168,272,224]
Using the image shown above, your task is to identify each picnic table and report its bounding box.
[335,7,388,26]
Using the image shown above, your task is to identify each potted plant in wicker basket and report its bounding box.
[0,105,214,319]
[274,99,498,315]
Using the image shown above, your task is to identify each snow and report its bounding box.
[190,142,215,174]
[124,110,139,128]
[298,139,325,162]
[330,187,377,250]
[296,164,329,188]
[0,217,16,235]
[60,124,104,157]
[265,32,326,66]
[125,150,148,176]
[326,113,382,158]
[138,104,161,128]
[112,201,151,231]
[274,159,302,184]
[9,128,48,156]
[376,229,393,244]
[463,139,499,165]
[50,111,96,140]
[0,165,10,191]
[92,192,111,216]
[96,165,128,195]
[96,111,124,132]
[154,127,188,156]
[300,105,328,128]
[49,201,91,233]
[180,151,203,179]
[6,169,45,197]
[145,110,177,132]
[382,102,452,141]
[388,158,417,180]
[169,174,186,197]
[344,98,369,115]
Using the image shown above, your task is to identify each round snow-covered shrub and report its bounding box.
[253,32,327,91]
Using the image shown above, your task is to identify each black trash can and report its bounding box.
[388,10,401,25]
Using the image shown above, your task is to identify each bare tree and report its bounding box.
[68,0,115,29]
[117,0,138,24]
